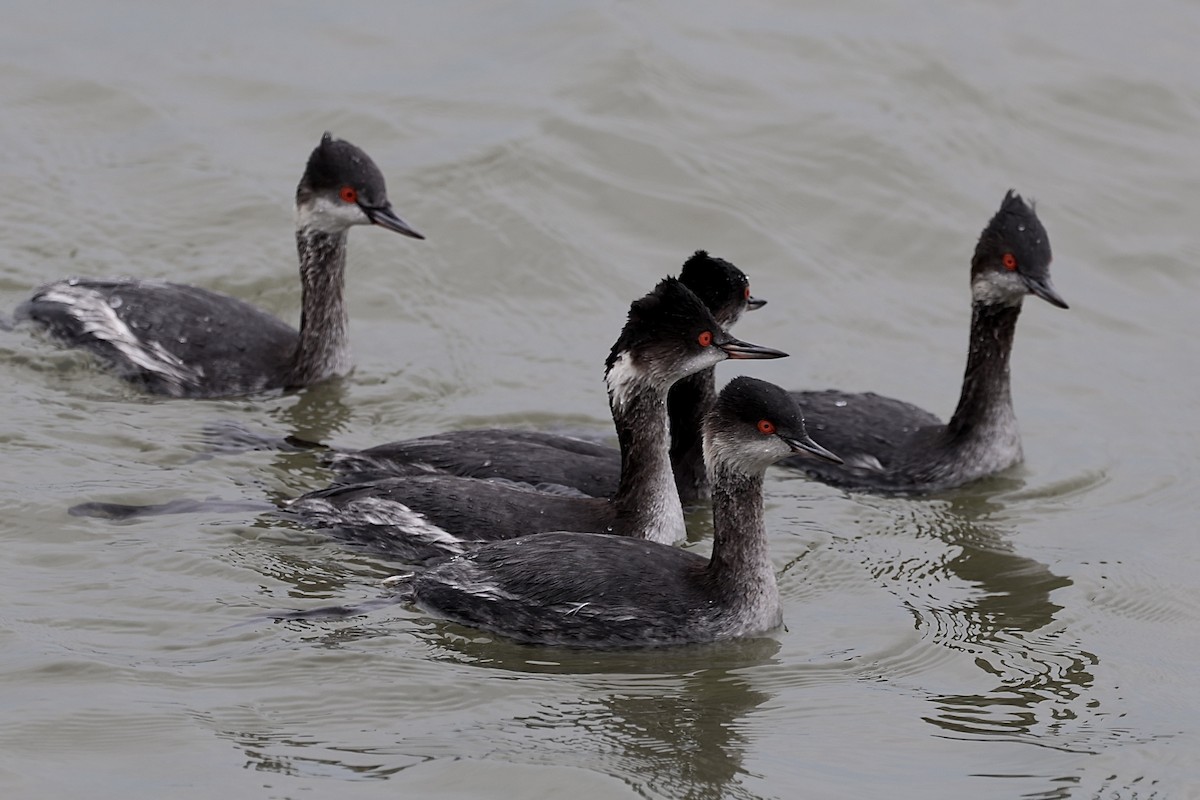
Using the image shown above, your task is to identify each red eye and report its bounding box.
[1002,253,1018,271]
[743,287,751,299]
[757,419,776,435]
[698,331,713,347]
[339,186,358,204]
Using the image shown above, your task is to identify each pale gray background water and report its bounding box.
[1,1,1197,798]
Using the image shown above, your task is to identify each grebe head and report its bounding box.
[295,132,424,239]
[678,250,765,328]
[605,278,787,408]
[705,376,842,475]
[971,190,1066,310]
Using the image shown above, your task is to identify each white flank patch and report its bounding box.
[426,566,522,602]
[39,285,204,391]
[459,580,520,602]
[328,454,441,475]
[291,495,465,555]
[844,453,885,472]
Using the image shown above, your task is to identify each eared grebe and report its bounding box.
[327,250,765,503]
[287,277,787,563]
[15,133,423,398]
[780,191,1068,493]
[386,377,841,648]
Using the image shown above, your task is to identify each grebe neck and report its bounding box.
[288,227,350,386]
[704,465,774,612]
[608,372,686,545]
[667,368,716,503]
[946,301,1022,441]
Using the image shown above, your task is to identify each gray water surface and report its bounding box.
[2,2,1198,798]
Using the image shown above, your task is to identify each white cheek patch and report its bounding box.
[704,429,784,476]
[622,347,724,398]
[672,348,725,385]
[605,351,647,412]
[295,194,370,234]
[38,285,204,391]
[972,270,1028,306]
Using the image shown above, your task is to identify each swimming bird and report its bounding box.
[385,376,840,648]
[780,190,1067,493]
[16,133,423,397]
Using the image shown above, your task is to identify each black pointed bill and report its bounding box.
[746,295,767,311]
[717,336,788,360]
[1024,274,1068,309]
[365,203,425,240]
[782,433,843,464]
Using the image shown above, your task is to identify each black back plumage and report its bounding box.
[19,281,299,397]
[290,476,613,562]
[402,533,715,646]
